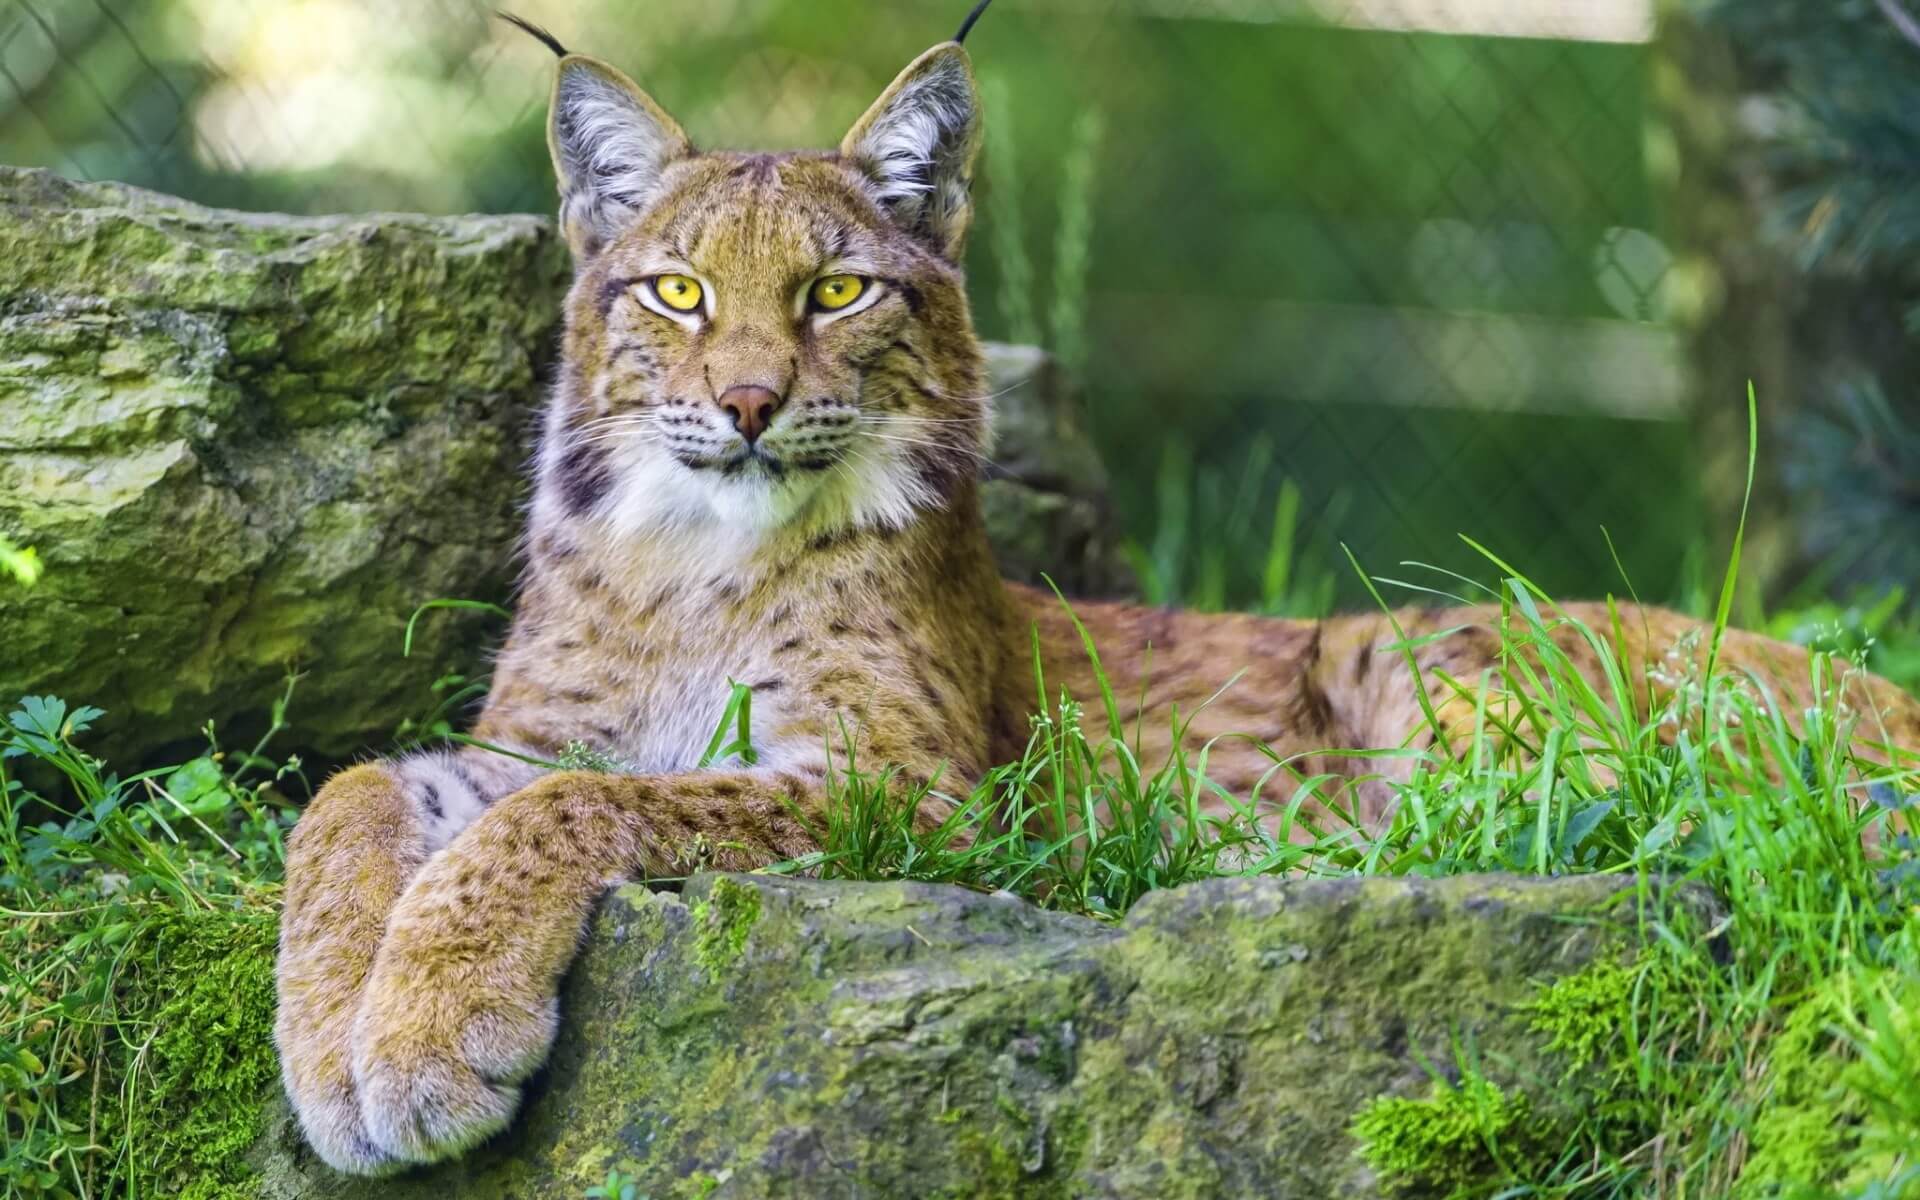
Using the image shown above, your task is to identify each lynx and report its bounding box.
[275,8,1920,1175]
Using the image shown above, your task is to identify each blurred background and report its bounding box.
[3,0,1916,621]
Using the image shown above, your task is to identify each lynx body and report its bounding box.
[275,16,1920,1174]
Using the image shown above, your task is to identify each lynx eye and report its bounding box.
[650,274,703,313]
[810,274,866,312]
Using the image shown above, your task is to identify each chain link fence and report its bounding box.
[3,0,1722,610]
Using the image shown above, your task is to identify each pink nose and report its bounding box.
[718,385,781,443]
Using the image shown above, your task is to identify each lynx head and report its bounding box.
[526,18,991,546]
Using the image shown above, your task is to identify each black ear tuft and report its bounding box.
[498,11,567,58]
[954,0,994,44]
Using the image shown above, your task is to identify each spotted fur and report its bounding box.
[276,28,1920,1176]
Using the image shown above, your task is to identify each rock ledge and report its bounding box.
[251,871,1688,1199]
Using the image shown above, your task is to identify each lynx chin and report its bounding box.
[274,8,1920,1176]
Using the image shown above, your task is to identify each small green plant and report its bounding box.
[0,535,40,587]
[1125,437,1346,618]
[772,613,1320,916]
[401,596,513,659]
[697,679,758,768]
[1523,959,1641,1083]
[689,876,763,975]
[392,596,512,749]
[1765,584,1920,694]
[584,1166,649,1199]
[982,74,1038,350]
[557,739,634,773]
[1046,107,1103,374]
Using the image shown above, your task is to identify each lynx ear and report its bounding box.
[547,56,693,259]
[840,43,982,259]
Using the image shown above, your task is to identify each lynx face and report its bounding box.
[536,45,989,543]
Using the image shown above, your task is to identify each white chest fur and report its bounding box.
[602,654,772,773]
[568,527,820,777]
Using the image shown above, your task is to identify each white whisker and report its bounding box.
[914,379,1027,405]
[859,432,992,463]
[574,429,673,449]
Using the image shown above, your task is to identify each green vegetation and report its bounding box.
[0,538,38,589]
[583,1167,649,1200]
[2,694,298,1199]
[6,575,1918,1196]
[5,4,1911,1193]
[773,422,1920,1195]
[1351,1072,1555,1194]
[1123,440,1346,617]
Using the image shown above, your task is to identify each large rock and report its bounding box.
[0,168,1125,762]
[0,168,567,760]
[248,872,1681,1199]
[981,343,1132,598]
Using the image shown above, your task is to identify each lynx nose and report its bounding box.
[718,385,781,444]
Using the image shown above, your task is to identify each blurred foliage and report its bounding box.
[1783,381,1920,597]
[1704,0,1920,282]
[1696,0,1920,602]
[1763,583,1920,695]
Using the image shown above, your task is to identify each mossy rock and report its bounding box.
[0,166,569,761]
[979,343,1132,598]
[0,167,1127,762]
[246,872,1697,1199]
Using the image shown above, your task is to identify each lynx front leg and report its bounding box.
[275,749,535,1174]
[348,768,828,1164]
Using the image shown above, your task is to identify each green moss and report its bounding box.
[1736,989,1889,1198]
[176,1179,266,1200]
[134,905,281,1199]
[1351,1074,1553,1197]
[1347,956,1673,1197]
[1524,957,1639,1080]
[690,876,762,976]
[949,1125,1035,1198]
[937,1095,1074,1200]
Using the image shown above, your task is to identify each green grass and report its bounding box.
[1122,436,1347,618]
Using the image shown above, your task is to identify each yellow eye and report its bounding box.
[810,274,866,312]
[651,274,703,313]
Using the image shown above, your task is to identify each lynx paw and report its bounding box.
[284,1071,406,1176]
[350,974,561,1163]
[353,1044,522,1164]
